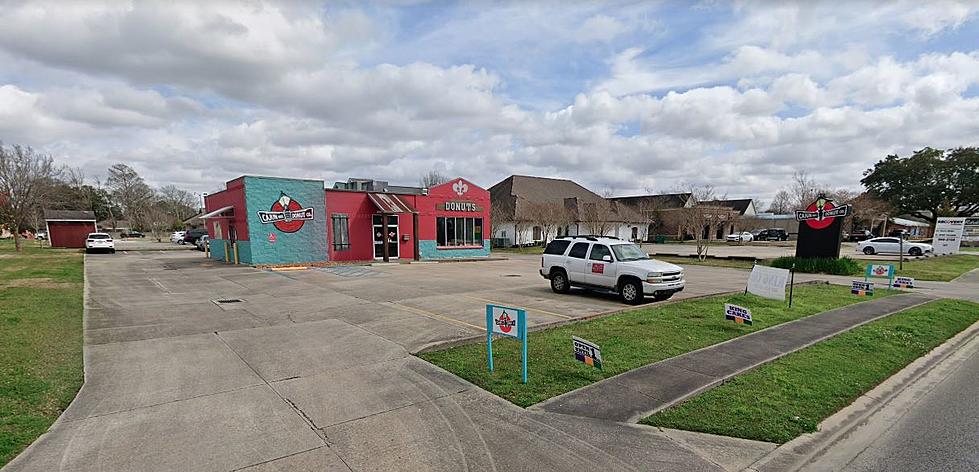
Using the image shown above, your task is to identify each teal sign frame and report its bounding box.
[486,304,528,384]
[865,264,895,288]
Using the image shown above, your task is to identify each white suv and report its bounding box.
[85,233,115,254]
[539,236,685,304]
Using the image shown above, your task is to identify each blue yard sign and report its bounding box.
[486,304,528,384]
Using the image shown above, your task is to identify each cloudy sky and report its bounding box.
[1,1,977,203]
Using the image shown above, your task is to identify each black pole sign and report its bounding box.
[795,194,851,259]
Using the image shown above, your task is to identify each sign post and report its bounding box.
[795,194,851,259]
[486,304,528,384]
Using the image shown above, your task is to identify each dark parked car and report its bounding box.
[755,228,789,241]
[119,230,145,238]
[845,229,873,242]
[182,228,208,245]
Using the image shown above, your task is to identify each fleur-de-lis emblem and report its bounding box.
[452,180,468,196]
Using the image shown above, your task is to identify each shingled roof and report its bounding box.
[703,199,755,216]
[43,209,96,221]
[489,175,647,223]
[611,193,693,211]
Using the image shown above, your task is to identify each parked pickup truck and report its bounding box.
[539,235,685,304]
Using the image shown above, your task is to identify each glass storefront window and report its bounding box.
[436,217,484,247]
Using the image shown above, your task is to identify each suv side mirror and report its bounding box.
[602,255,612,262]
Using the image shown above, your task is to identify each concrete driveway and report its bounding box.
[5,252,772,472]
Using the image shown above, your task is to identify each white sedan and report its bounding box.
[857,237,933,256]
[85,233,115,254]
[726,231,754,242]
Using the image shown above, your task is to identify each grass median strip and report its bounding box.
[0,241,84,467]
[420,284,895,407]
[852,255,978,282]
[641,298,979,444]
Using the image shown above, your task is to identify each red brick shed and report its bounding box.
[44,209,97,248]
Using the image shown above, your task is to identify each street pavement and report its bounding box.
[3,251,775,472]
[838,337,979,472]
[535,293,935,423]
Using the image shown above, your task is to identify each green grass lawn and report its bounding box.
[642,298,979,443]
[650,255,761,270]
[420,284,895,407]
[0,240,84,467]
[854,254,979,282]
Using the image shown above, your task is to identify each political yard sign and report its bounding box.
[485,304,528,384]
[795,194,851,259]
[724,304,753,326]
[893,276,915,289]
[851,280,874,296]
[572,336,603,370]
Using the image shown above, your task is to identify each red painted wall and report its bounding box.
[204,177,249,241]
[421,178,492,243]
[49,221,96,248]
[325,190,416,261]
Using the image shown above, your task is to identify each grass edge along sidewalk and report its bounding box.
[0,242,84,467]
[420,284,896,408]
[641,298,979,444]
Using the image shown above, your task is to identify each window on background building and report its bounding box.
[437,217,484,247]
[533,226,542,240]
[332,215,350,251]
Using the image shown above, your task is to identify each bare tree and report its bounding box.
[106,163,154,229]
[0,143,62,251]
[767,190,793,213]
[420,169,448,188]
[157,184,196,222]
[524,200,568,244]
[671,184,737,260]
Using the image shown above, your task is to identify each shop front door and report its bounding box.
[373,215,399,259]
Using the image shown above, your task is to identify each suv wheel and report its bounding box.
[619,279,643,305]
[863,246,876,255]
[550,270,570,294]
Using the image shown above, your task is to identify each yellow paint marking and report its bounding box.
[385,302,485,332]
[462,295,572,319]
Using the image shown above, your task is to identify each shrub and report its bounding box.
[769,256,862,276]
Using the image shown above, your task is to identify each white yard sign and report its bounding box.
[747,265,790,301]
[934,217,966,255]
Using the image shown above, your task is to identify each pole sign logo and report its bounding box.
[794,194,851,259]
[893,276,915,288]
[572,336,603,369]
[486,304,528,384]
[257,192,314,233]
[724,304,753,326]
[851,280,874,296]
[796,196,851,230]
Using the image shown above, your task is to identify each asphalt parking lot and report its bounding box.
[8,250,766,471]
[84,251,752,351]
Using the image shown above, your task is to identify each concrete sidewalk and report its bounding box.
[535,293,935,423]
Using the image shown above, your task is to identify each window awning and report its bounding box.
[367,193,416,214]
[200,206,235,219]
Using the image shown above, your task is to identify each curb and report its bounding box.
[744,314,979,472]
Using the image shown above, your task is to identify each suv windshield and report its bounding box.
[611,243,648,261]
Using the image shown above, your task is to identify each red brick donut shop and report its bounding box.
[201,175,490,266]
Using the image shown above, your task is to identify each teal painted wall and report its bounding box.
[208,239,253,264]
[419,239,491,259]
[243,176,328,265]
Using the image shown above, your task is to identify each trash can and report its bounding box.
[655,235,667,244]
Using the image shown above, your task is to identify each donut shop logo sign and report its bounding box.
[257,192,314,233]
[452,180,469,196]
[795,195,850,230]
